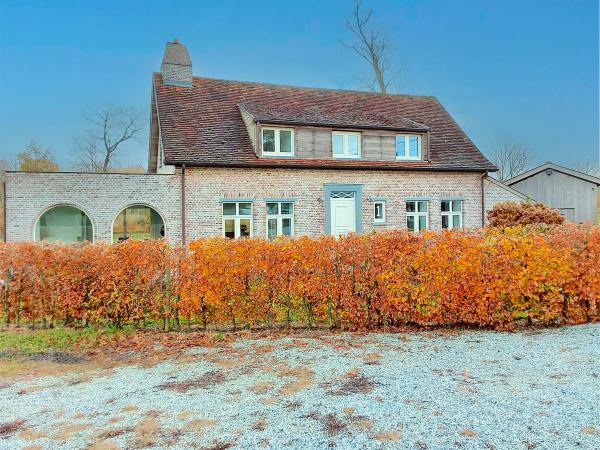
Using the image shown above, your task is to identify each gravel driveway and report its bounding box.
[1,325,599,450]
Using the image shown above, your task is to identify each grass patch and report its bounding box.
[0,326,130,354]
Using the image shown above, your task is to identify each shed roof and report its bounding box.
[505,162,600,186]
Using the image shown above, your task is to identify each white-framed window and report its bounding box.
[266,202,294,238]
[396,134,422,160]
[441,200,462,229]
[374,201,386,224]
[222,202,253,239]
[406,200,428,232]
[262,127,294,155]
[332,131,361,158]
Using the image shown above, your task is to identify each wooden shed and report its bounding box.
[505,162,600,223]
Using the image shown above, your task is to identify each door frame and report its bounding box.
[324,183,363,235]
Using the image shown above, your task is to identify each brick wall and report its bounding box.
[183,167,487,239]
[5,172,182,244]
[483,176,529,224]
[4,169,521,244]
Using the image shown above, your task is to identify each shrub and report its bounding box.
[0,225,598,331]
[487,201,564,228]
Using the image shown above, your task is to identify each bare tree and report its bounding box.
[572,159,600,176]
[488,140,532,181]
[345,0,397,93]
[73,106,143,172]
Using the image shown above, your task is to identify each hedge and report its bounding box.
[1,225,598,331]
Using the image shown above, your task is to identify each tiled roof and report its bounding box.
[153,74,497,172]
[238,103,429,131]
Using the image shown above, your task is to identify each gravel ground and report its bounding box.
[1,324,599,450]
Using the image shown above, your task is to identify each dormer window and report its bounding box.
[262,127,294,155]
[332,131,361,159]
[396,134,421,160]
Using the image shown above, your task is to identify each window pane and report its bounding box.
[452,201,462,212]
[282,218,292,236]
[419,215,427,230]
[332,134,344,154]
[280,202,293,215]
[239,219,251,237]
[407,215,415,231]
[112,205,164,243]
[223,203,236,216]
[442,215,449,229]
[36,205,93,243]
[266,202,279,215]
[238,203,252,216]
[452,215,461,228]
[347,134,359,156]
[409,136,419,157]
[374,203,383,220]
[441,201,450,212]
[263,129,275,152]
[396,135,406,157]
[150,208,164,239]
[417,201,428,212]
[406,201,416,213]
[279,130,292,153]
[267,218,277,239]
[224,219,235,239]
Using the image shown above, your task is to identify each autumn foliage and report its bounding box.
[1,225,598,331]
[487,201,565,227]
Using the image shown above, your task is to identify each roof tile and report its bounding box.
[154,74,496,172]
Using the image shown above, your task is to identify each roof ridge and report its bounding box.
[185,74,437,100]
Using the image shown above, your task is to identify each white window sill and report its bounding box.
[261,152,296,158]
[396,156,422,161]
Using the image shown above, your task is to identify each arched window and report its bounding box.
[35,205,93,243]
[112,205,165,243]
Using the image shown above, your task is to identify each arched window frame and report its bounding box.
[111,203,166,243]
[33,203,95,243]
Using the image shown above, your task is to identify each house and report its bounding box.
[2,40,524,244]
[505,162,600,223]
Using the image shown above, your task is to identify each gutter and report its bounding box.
[2,178,6,243]
[181,164,186,247]
[481,172,486,227]
[165,161,496,173]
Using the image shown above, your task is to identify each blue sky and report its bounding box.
[0,0,598,169]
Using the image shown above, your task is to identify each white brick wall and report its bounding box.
[5,172,182,244]
[483,176,529,224]
[183,168,487,239]
[4,169,523,243]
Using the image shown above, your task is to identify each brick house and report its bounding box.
[3,40,524,244]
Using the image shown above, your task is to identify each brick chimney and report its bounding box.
[161,39,192,86]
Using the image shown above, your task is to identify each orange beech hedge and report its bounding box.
[488,201,565,227]
[1,225,598,330]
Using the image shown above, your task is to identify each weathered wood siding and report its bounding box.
[510,170,598,223]
[258,124,428,161]
[295,127,332,159]
[240,108,258,155]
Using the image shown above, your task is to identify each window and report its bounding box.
[441,200,462,229]
[113,205,165,243]
[262,127,294,155]
[396,134,422,160]
[35,205,93,243]
[374,201,386,224]
[222,202,252,239]
[406,200,428,232]
[266,202,294,239]
[332,131,361,158]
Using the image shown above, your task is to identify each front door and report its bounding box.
[330,192,356,236]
